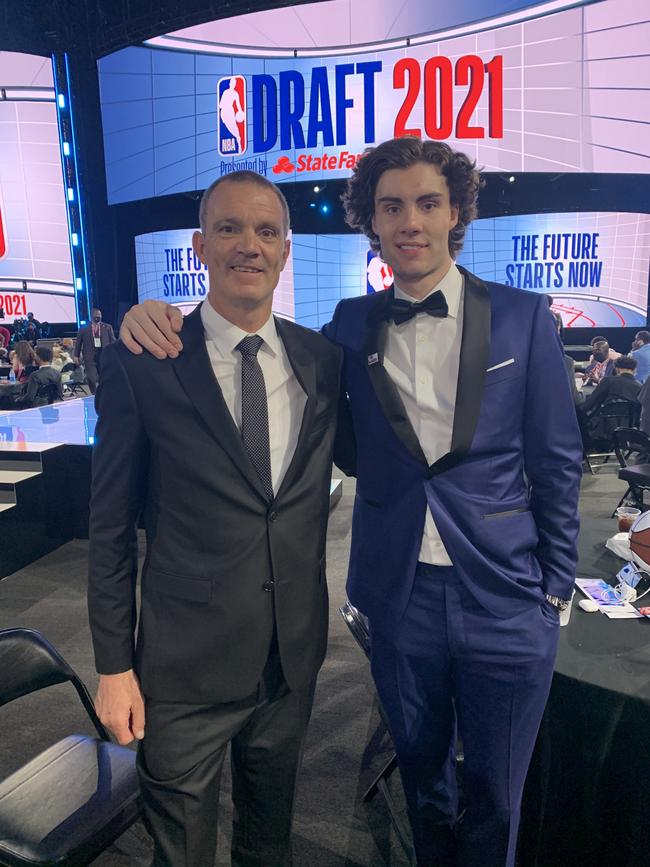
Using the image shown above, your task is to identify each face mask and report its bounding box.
[93,317,101,323]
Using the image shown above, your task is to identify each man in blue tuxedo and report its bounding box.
[119,138,582,867]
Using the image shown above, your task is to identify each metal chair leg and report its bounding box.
[363,754,414,864]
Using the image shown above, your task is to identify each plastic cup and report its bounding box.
[616,506,641,533]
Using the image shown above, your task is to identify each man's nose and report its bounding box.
[236,228,260,255]
[399,205,422,234]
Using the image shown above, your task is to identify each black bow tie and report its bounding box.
[386,290,448,325]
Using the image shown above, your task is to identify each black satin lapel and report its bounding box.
[364,290,428,467]
[429,268,491,477]
[172,304,269,501]
[273,317,317,498]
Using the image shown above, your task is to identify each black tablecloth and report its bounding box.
[518,562,650,866]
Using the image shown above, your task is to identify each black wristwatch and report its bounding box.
[545,593,571,612]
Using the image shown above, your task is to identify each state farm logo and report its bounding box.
[271,150,362,176]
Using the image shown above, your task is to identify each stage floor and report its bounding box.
[0,396,97,449]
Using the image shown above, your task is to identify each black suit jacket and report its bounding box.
[583,372,641,414]
[13,366,63,407]
[74,322,115,363]
[88,305,343,703]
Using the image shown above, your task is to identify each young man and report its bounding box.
[120,139,582,867]
[88,171,343,867]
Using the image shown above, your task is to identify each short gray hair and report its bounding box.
[198,171,291,237]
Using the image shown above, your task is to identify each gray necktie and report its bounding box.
[236,335,273,500]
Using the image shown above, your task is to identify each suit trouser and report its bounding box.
[137,641,316,867]
[369,563,559,867]
[84,360,99,393]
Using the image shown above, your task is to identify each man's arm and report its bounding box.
[106,324,116,344]
[89,344,149,744]
[582,377,610,414]
[323,303,357,476]
[523,298,583,601]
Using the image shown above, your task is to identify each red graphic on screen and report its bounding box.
[272,156,295,174]
[0,201,6,259]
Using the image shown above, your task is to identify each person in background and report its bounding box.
[52,342,74,372]
[74,307,116,393]
[583,339,614,384]
[582,355,641,414]
[24,319,40,345]
[0,324,10,351]
[631,331,650,383]
[11,341,38,383]
[586,335,621,364]
[554,312,583,406]
[638,375,650,435]
[13,346,63,408]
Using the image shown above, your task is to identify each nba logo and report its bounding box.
[218,76,247,156]
[366,251,393,293]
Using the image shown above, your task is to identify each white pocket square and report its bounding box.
[486,358,515,373]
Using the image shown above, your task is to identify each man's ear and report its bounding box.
[192,230,206,265]
[280,237,291,271]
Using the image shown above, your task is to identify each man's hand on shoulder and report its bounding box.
[94,669,146,745]
[120,301,184,359]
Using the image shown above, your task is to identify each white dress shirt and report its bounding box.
[201,301,306,494]
[384,263,464,565]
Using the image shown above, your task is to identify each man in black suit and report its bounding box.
[581,354,641,434]
[12,346,63,408]
[74,307,116,393]
[88,171,344,867]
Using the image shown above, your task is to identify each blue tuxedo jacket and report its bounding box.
[325,267,582,626]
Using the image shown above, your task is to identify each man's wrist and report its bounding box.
[545,593,571,612]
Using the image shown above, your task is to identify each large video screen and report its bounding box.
[0,52,76,324]
[136,210,650,330]
[135,228,380,328]
[457,212,650,327]
[99,0,649,205]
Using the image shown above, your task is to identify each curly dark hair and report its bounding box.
[342,137,482,257]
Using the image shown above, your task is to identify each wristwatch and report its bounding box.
[545,593,571,612]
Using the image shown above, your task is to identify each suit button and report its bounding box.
[268,511,278,522]
[262,580,274,592]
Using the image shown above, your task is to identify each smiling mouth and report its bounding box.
[396,243,428,250]
[231,265,263,273]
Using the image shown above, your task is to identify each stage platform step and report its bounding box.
[0,444,78,580]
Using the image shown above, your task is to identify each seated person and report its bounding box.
[582,339,615,384]
[11,340,39,382]
[12,346,63,409]
[580,355,641,443]
[586,335,621,364]
[51,342,74,373]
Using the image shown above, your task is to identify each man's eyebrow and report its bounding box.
[376,192,444,205]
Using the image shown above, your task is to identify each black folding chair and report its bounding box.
[0,628,142,866]
[339,602,414,863]
[611,427,650,516]
[583,399,641,474]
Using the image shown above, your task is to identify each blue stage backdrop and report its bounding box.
[135,211,650,330]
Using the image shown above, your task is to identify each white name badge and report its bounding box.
[94,337,102,348]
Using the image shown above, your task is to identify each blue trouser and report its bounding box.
[369,563,559,867]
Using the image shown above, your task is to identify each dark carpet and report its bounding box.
[0,468,631,865]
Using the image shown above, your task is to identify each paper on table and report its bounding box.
[575,578,643,618]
